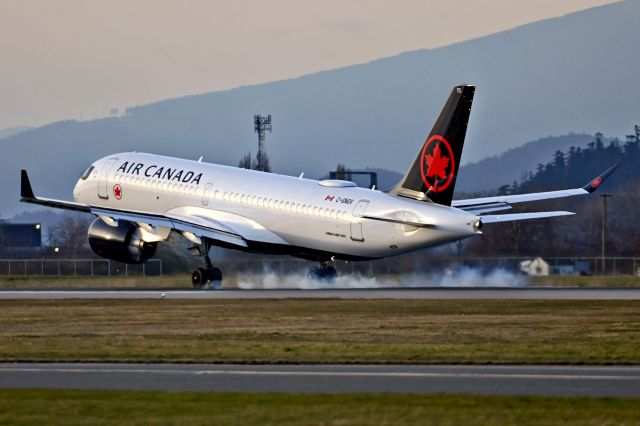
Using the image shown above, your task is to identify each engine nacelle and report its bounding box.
[88,218,157,264]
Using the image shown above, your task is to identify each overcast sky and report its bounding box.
[0,0,618,129]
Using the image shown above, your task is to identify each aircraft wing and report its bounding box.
[20,170,285,249]
[452,163,619,217]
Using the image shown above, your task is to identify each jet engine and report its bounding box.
[88,217,157,264]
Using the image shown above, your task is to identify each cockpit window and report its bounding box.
[80,165,95,180]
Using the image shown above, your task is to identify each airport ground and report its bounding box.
[1,279,638,424]
[1,389,638,426]
[0,299,637,364]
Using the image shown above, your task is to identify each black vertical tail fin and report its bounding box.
[388,84,475,206]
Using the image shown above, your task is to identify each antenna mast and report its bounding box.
[254,114,272,172]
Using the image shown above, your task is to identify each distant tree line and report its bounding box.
[463,126,640,257]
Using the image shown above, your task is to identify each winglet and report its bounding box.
[582,163,619,193]
[21,170,35,199]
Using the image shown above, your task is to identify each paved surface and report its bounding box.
[1,287,640,300]
[0,363,638,396]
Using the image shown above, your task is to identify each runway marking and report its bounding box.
[195,371,640,381]
[1,367,638,381]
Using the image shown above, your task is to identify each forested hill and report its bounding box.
[463,128,640,257]
[456,134,594,193]
[507,131,638,195]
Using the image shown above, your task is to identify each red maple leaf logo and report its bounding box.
[113,184,122,199]
[425,145,449,179]
[419,135,456,193]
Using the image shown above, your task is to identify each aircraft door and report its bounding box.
[202,183,213,206]
[350,200,369,242]
[98,158,118,199]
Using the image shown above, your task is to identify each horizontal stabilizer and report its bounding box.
[453,163,619,214]
[480,211,574,224]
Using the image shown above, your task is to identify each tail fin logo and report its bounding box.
[420,135,455,193]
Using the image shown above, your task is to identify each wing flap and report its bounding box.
[92,207,249,248]
[166,206,289,246]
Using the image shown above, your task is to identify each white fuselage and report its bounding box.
[73,153,479,260]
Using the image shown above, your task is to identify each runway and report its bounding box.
[0,363,638,396]
[1,287,640,300]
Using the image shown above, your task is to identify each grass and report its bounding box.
[0,389,638,426]
[530,275,640,287]
[0,275,189,288]
[0,299,638,364]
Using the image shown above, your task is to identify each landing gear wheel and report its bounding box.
[190,239,223,289]
[206,267,223,289]
[325,266,337,280]
[309,265,338,283]
[192,267,207,288]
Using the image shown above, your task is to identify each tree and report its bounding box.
[497,184,511,196]
[552,150,565,169]
[595,132,605,150]
[50,214,93,257]
[335,164,351,181]
[238,152,252,169]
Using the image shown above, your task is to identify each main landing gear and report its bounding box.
[191,240,222,289]
[308,260,337,283]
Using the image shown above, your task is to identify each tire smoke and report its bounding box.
[235,266,527,289]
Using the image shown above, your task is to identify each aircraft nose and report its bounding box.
[73,180,82,202]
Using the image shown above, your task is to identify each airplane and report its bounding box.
[20,84,618,288]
